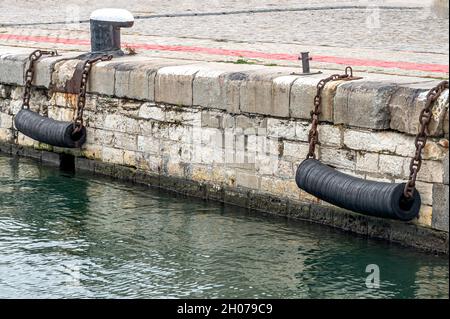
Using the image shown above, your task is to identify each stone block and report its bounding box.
[0,112,13,129]
[87,60,117,96]
[201,110,223,128]
[41,151,60,166]
[290,75,343,122]
[102,146,124,165]
[444,109,449,139]
[344,129,397,153]
[193,63,263,113]
[320,147,356,170]
[138,103,165,122]
[417,205,433,226]
[52,59,83,92]
[379,154,408,178]
[356,152,379,173]
[137,135,160,154]
[235,171,260,189]
[35,52,80,88]
[412,160,444,183]
[0,51,29,85]
[0,128,13,142]
[432,184,449,232]
[155,64,207,106]
[104,114,139,135]
[389,84,449,137]
[115,59,183,101]
[318,125,342,147]
[334,81,397,129]
[240,68,298,117]
[266,118,296,140]
[444,153,449,185]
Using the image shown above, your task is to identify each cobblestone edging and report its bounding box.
[1,49,449,252]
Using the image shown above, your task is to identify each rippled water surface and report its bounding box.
[0,154,448,299]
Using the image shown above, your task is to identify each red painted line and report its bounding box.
[1,33,448,73]
[0,34,90,46]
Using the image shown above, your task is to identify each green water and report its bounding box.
[0,154,448,299]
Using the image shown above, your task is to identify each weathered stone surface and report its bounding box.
[0,128,13,142]
[155,64,206,106]
[239,68,298,117]
[414,181,434,206]
[417,205,433,227]
[41,151,60,166]
[201,110,223,128]
[235,170,260,189]
[356,152,379,173]
[344,129,397,153]
[35,53,80,88]
[432,184,449,232]
[290,75,344,122]
[75,157,95,172]
[331,208,368,235]
[0,52,29,85]
[138,103,165,123]
[193,63,263,113]
[444,153,449,185]
[103,114,139,135]
[282,141,309,160]
[0,112,13,129]
[444,109,449,139]
[223,187,249,208]
[0,141,12,154]
[87,60,117,96]
[367,217,392,240]
[287,201,311,220]
[414,160,444,183]
[320,147,356,170]
[266,118,296,140]
[319,125,342,147]
[2,49,450,253]
[389,85,449,137]
[115,59,184,101]
[379,154,408,178]
[249,190,289,216]
[334,81,397,129]
[52,59,84,92]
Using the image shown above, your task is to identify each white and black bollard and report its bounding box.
[90,8,134,55]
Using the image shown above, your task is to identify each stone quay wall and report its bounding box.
[1,48,449,253]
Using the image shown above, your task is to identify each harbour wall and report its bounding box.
[0,48,448,253]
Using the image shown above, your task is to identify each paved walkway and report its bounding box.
[0,0,448,78]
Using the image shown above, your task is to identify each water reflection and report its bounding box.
[0,155,448,298]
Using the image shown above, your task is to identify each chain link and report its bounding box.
[403,80,449,198]
[22,50,58,109]
[307,66,359,159]
[72,55,113,136]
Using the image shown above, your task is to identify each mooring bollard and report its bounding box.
[90,8,134,55]
[291,51,322,76]
[299,52,312,74]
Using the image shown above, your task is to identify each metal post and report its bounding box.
[300,52,311,74]
[291,51,321,76]
[90,8,134,55]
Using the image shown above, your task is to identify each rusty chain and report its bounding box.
[307,66,360,159]
[72,54,113,136]
[404,80,449,199]
[22,49,58,109]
